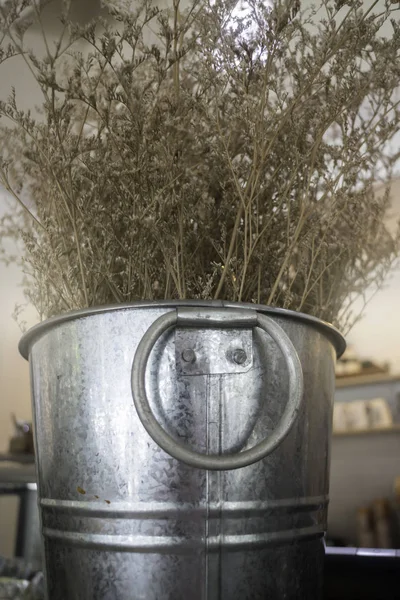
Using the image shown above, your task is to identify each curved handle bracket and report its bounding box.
[131,308,303,471]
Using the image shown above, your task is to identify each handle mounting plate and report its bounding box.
[175,328,253,376]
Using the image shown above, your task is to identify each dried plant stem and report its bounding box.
[0,0,399,330]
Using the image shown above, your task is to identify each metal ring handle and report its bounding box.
[131,308,303,471]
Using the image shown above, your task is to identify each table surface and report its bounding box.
[0,462,36,486]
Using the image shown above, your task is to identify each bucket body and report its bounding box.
[20,301,344,600]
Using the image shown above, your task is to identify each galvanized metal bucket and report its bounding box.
[20,301,345,600]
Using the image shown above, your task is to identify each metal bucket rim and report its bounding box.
[18,300,346,360]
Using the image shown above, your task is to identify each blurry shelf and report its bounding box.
[336,373,400,389]
[0,453,35,464]
[333,425,400,437]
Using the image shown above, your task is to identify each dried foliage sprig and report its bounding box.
[1,0,400,331]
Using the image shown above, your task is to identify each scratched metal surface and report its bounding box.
[23,302,341,599]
